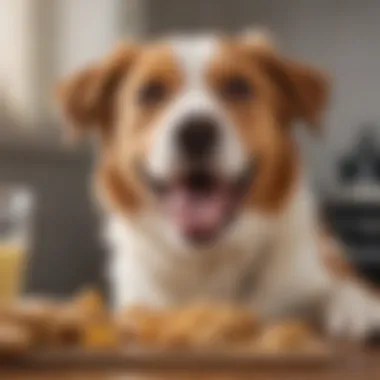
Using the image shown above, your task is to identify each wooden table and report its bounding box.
[1,347,380,380]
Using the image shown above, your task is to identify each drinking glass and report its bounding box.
[0,186,33,303]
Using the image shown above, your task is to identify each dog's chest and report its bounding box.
[106,212,275,308]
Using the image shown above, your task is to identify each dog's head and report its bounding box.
[56,31,329,247]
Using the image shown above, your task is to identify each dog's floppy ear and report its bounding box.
[241,30,330,131]
[56,43,139,141]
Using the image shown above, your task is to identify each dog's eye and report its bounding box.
[138,80,167,106]
[220,76,253,101]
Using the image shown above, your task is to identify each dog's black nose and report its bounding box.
[177,115,219,160]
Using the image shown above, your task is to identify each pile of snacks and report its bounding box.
[117,303,259,348]
[117,303,322,352]
[0,289,322,358]
[0,289,117,356]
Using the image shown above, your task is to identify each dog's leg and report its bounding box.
[249,183,331,320]
[104,217,174,310]
[251,227,331,324]
[324,280,380,339]
[252,185,380,340]
[319,234,380,340]
[253,228,380,340]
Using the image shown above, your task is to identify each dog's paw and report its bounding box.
[325,281,380,340]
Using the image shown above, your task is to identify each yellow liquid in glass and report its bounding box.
[0,244,25,302]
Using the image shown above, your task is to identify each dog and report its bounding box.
[56,30,380,340]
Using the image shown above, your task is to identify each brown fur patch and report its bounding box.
[56,43,140,142]
[115,44,183,153]
[96,44,184,213]
[206,41,300,212]
[96,154,141,214]
[241,40,330,131]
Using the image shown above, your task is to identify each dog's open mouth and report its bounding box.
[140,164,255,245]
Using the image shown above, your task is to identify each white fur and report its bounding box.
[106,175,380,339]
[147,37,247,180]
[106,178,330,314]
[106,208,275,308]
[249,182,332,319]
[326,280,380,339]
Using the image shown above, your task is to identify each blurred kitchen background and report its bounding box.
[0,0,380,297]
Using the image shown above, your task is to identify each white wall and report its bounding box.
[55,0,122,77]
[0,0,126,129]
[0,0,38,125]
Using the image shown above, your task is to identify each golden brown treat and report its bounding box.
[0,297,58,345]
[156,310,194,348]
[191,306,258,347]
[82,321,119,349]
[254,320,318,352]
[117,303,259,349]
[159,304,257,348]
[157,303,215,347]
[0,321,32,357]
[0,297,56,326]
[46,304,87,346]
[46,289,106,346]
[117,305,164,346]
[117,304,323,352]
[117,303,214,347]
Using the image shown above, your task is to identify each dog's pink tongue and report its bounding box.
[166,188,229,238]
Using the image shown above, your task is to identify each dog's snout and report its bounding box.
[177,115,219,160]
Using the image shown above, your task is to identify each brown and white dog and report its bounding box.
[57,31,380,340]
